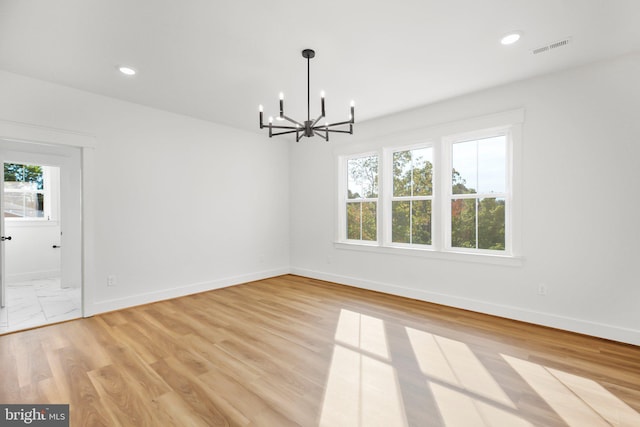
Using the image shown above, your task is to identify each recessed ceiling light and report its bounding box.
[500,32,521,45]
[118,66,137,76]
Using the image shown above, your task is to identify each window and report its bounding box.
[336,109,521,261]
[391,147,433,245]
[3,163,57,220]
[448,135,508,252]
[345,154,378,241]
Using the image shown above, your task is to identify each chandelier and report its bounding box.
[259,49,355,142]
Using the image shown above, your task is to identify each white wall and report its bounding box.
[0,70,290,314]
[290,52,640,345]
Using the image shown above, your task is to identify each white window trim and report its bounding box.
[383,142,435,248]
[335,108,524,266]
[442,127,513,256]
[338,151,381,244]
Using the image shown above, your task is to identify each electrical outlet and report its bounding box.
[107,275,117,287]
[538,284,547,296]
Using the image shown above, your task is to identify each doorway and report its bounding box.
[0,140,82,334]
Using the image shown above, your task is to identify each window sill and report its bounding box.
[334,241,524,267]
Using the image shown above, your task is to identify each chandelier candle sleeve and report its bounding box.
[258,48,355,142]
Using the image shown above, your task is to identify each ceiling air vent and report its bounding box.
[532,37,572,55]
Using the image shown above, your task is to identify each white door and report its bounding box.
[0,140,82,311]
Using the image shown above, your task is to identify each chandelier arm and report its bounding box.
[313,130,328,141]
[311,113,325,127]
[282,115,305,127]
[322,129,353,134]
[271,129,301,137]
[318,119,354,128]
[312,121,353,134]
[269,124,299,130]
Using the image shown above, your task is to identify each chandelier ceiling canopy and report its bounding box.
[259,49,354,142]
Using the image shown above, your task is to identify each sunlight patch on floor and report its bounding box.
[503,354,640,427]
[319,310,639,427]
[333,308,390,360]
[548,368,640,426]
[319,309,406,426]
[428,382,532,427]
[406,326,532,426]
[406,327,515,408]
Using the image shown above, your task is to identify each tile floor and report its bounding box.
[0,278,81,334]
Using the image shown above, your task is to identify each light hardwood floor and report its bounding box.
[1,274,639,426]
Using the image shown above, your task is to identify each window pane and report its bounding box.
[451,198,476,248]
[452,141,477,194]
[3,190,44,218]
[393,148,433,197]
[348,155,378,199]
[346,203,361,239]
[3,163,44,189]
[392,201,410,243]
[478,136,506,194]
[393,151,411,197]
[412,147,432,196]
[453,136,506,195]
[346,202,377,241]
[478,197,505,250]
[412,200,432,245]
[3,163,46,218]
[361,202,377,241]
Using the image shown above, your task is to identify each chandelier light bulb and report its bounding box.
[350,100,355,107]
[269,116,273,124]
[259,104,263,112]
[321,90,325,98]
[279,92,284,100]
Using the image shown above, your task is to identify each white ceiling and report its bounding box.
[1,0,640,134]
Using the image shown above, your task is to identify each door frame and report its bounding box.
[1,146,81,306]
[0,119,96,316]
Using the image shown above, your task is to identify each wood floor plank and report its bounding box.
[56,345,114,426]
[153,390,221,427]
[1,274,639,426]
[150,357,231,426]
[0,335,21,403]
[87,363,163,427]
[110,321,168,365]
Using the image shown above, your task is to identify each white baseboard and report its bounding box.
[85,267,290,316]
[6,270,61,283]
[290,267,640,346]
